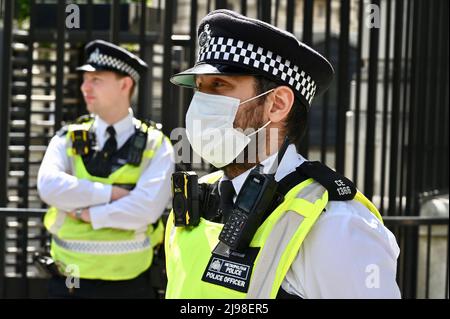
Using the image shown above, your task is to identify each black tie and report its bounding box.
[219,180,235,223]
[102,126,117,159]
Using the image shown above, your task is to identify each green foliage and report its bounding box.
[16,0,30,24]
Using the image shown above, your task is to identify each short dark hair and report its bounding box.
[253,76,308,149]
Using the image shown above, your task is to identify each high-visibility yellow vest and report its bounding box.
[165,170,383,298]
[44,119,167,280]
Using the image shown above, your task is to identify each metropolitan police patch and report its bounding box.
[202,246,259,293]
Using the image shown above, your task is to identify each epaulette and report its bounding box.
[56,114,93,137]
[74,114,95,124]
[56,125,69,137]
[141,118,162,131]
[297,161,357,201]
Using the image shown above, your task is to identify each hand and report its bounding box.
[111,186,130,201]
[67,208,91,222]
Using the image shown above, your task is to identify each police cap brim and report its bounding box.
[170,63,258,88]
[76,64,128,77]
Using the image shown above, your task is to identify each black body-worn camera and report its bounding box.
[172,171,221,227]
[172,171,201,226]
[70,130,90,156]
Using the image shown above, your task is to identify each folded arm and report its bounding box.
[37,134,112,211]
[88,137,175,230]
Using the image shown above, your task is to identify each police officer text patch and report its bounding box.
[202,247,259,293]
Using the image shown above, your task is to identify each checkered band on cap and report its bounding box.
[198,37,317,104]
[88,48,140,82]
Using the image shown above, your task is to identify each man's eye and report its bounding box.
[212,81,224,87]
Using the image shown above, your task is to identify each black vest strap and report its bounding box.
[276,167,309,196]
[296,161,357,201]
[275,161,357,201]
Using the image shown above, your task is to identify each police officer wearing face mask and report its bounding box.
[164,10,401,299]
[37,40,175,298]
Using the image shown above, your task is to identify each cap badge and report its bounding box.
[198,24,211,48]
[88,48,101,63]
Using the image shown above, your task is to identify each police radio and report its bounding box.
[218,167,278,252]
[171,171,201,227]
[127,128,147,166]
[218,138,290,252]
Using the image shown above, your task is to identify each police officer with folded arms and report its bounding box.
[37,40,174,298]
[165,10,400,299]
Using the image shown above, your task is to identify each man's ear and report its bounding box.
[120,76,134,95]
[266,86,294,123]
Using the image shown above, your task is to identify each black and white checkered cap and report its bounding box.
[170,10,334,109]
[77,40,147,83]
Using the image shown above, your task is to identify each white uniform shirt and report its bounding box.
[220,144,401,298]
[37,111,175,231]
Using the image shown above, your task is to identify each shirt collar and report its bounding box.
[94,109,134,139]
[221,144,306,196]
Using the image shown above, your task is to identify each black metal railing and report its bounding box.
[0,208,48,298]
[384,216,449,299]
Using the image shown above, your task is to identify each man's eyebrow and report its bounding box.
[194,75,239,89]
[212,76,237,84]
[209,76,235,85]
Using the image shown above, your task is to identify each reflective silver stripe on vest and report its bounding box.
[53,236,151,255]
[298,181,328,202]
[246,181,326,299]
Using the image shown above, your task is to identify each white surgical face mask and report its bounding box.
[185,89,274,168]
